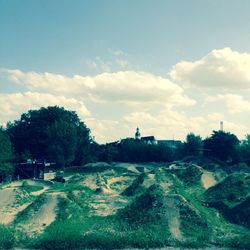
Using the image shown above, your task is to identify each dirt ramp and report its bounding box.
[164,195,183,240]
[201,171,217,189]
[0,188,16,224]
[0,188,31,224]
[15,193,58,237]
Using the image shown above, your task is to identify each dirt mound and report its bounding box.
[119,184,208,242]
[119,184,166,225]
[205,173,250,205]
[65,163,111,174]
[15,193,59,237]
[113,163,141,173]
[201,171,217,189]
[169,164,203,186]
[84,162,111,168]
[121,173,146,196]
[204,173,250,228]
[225,196,250,228]
[0,187,32,224]
[81,174,98,190]
[107,176,133,193]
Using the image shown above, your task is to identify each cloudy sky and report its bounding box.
[1,0,250,143]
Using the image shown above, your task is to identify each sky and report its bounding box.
[1,0,250,143]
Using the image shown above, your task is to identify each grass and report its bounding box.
[21,181,44,193]
[0,225,15,249]
[33,215,172,250]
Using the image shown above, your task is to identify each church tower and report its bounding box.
[135,127,141,140]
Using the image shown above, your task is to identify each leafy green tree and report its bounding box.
[0,128,14,182]
[114,139,175,163]
[239,134,250,164]
[183,133,203,157]
[203,130,239,162]
[7,106,91,166]
[98,143,119,163]
[46,120,77,166]
[73,123,93,165]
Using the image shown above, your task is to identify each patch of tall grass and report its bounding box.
[0,225,15,249]
[21,181,44,193]
[33,216,171,250]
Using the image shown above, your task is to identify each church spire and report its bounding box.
[135,127,141,140]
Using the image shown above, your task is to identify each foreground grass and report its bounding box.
[21,181,44,193]
[0,225,15,249]
[34,216,172,250]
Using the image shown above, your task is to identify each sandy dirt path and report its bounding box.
[201,171,217,189]
[0,188,16,224]
[164,196,182,241]
[81,174,98,190]
[0,188,31,224]
[18,193,58,237]
[0,180,52,224]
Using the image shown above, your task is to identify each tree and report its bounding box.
[239,134,250,164]
[183,133,203,157]
[98,143,119,163]
[7,106,91,166]
[203,130,240,162]
[114,139,175,163]
[0,128,14,182]
[46,120,78,166]
[73,123,93,165]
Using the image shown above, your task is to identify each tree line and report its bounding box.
[0,106,250,181]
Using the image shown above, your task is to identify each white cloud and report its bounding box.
[170,47,250,89]
[124,109,202,139]
[110,49,128,57]
[206,94,250,113]
[0,92,90,126]
[123,109,246,141]
[2,47,250,142]
[85,118,123,142]
[2,69,195,108]
[207,112,225,121]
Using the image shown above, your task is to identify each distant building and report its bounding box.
[134,127,181,147]
[134,127,156,144]
[157,140,182,148]
[141,136,157,145]
[118,138,134,144]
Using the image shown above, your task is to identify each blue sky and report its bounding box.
[1,0,250,142]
